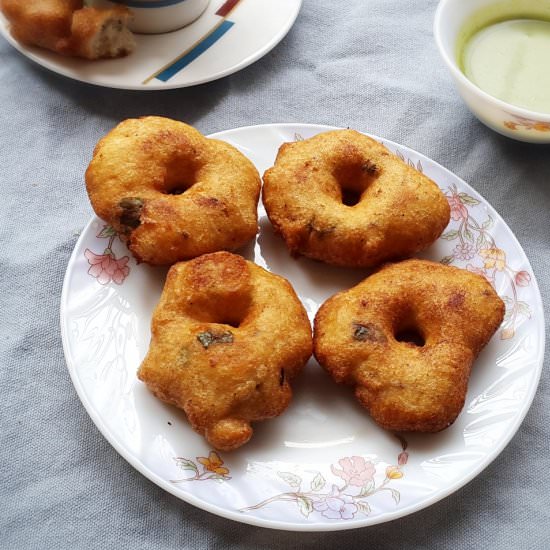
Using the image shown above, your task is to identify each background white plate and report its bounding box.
[60,123,545,531]
[0,0,301,90]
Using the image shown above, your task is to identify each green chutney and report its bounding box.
[456,1,550,113]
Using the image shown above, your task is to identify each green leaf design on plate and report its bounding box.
[357,481,375,498]
[310,472,326,492]
[174,458,199,473]
[476,233,488,250]
[97,225,117,238]
[356,500,372,516]
[516,301,532,318]
[459,192,480,206]
[277,471,302,489]
[389,488,401,505]
[296,496,314,517]
[482,215,494,229]
[441,230,459,240]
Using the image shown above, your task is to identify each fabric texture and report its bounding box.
[1,1,549,548]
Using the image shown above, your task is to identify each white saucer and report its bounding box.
[60,123,545,531]
[0,0,301,90]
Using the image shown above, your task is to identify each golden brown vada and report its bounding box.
[1,0,135,59]
[262,130,451,268]
[138,251,313,451]
[86,117,261,266]
[313,259,505,432]
[66,6,135,60]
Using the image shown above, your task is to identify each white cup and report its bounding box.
[91,0,210,34]
[434,0,550,143]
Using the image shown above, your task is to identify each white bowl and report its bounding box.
[434,0,550,143]
[92,0,210,34]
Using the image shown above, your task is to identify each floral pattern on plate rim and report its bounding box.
[171,451,232,483]
[169,439,408,521]
[440,184,531,340]
[238,437,408,520]
[84,225,130,285]
[503,114,550,133]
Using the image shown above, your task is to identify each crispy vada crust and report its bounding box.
[137,251,313,451]
[65,6,135,60]
[313,259,505,432]
[1,1,135,59]
[86,117,261,265]
[1,0,80,52]
[262,130,451,268]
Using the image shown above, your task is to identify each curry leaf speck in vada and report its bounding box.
[85,117,261,265]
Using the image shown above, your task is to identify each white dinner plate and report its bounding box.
[0,0,301,90]
[60,123,545,531]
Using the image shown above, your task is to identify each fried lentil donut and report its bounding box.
[138,251,312,451]
[313,259,505,432]
[262,130,451,268]
[86,117,261,266]
[1,1,135,59]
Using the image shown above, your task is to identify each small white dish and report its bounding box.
[60,123,544,531]
[434,0,550,143]
[91,0,211,34]
[0,0,301,90]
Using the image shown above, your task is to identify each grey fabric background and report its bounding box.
[1,1,549,548]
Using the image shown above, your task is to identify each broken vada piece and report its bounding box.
[313,259,505,432]
[262,130,450,268]
[138,251,313,451]
[86,117,261,265]
[1,1,135,60]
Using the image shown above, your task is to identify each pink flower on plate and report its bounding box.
[453,242,475,261]
[398,451,408,466]
[85,249,130,285]
[515,271,531,287]
[447,193,468,221]
[313,486,358,520]
[331,456,375,487]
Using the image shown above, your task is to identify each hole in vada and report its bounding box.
[185,297,250,329]
[167,187,186,195]
[217,317,242,329]
[333,158,379,208]
[161,160,198,196]
[163,181,194,196]
[395,327,425,347]
[341,188,362,206]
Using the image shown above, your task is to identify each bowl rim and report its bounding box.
[433,0,550,123]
